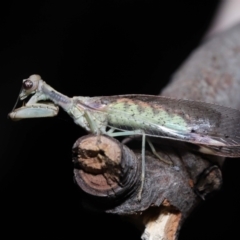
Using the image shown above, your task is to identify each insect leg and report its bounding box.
[106,127,115,134]
[138,132,145,201]
[83,111,104,143]
[84,111,99,133]
[121,135,140,145]
[146,138,173,165]
[108,129,142,137]
[9,103,59,120]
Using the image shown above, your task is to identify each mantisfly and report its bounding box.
[9,75,240,199]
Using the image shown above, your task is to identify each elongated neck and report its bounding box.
[40,81,72,111]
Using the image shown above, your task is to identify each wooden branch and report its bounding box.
[162,24,240,109]
[73,134,140,202]
[73,135,221,239]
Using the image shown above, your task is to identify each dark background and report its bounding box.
[1,1,239,239]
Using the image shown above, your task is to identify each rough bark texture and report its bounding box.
[162,24,240,109]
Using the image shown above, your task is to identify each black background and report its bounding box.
[1,1,239,239]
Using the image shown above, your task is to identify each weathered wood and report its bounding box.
[73,135,221,239]
[73,134,141,205]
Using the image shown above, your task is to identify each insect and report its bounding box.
[9,75,240,199]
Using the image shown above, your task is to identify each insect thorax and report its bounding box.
[70,97,109,134]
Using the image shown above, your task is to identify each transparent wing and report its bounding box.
[197,144,240,158]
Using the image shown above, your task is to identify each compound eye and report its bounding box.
[23,79,33,89]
